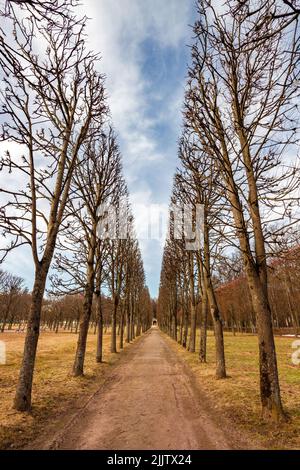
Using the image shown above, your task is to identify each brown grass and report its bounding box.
[0,329,134,450]
[163,330,300,450]
[1,328,299,450]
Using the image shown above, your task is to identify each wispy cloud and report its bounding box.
[1,1,195,296]
[80,0,194,295]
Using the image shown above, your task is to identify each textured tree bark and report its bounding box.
[203,221,226,379]
[284,273,299,336]
[179,310,183,345]
[232,74,285,421]
[72,234,96,376]
[183,307,188,349]
[247,268,285,421]
[13,265,48,411]
[126,304,131,343]
[136,309,141,337]
[188,252,197,353]
[96,293,103,363]
[111,295,118,353]
[189,303,196,353]
[199,291,208,363]
[173,307,178,342]
[119,307,124,349]
[212,307,226,379]
[238,231,284,419]
[206,284,226,379]
[72,283,94,376]
[130,297,135,340]
[75,313,80,334]
[168,307,172,337]
[131,316,135,340]
[225,168,284,418]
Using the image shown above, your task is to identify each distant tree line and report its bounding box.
[0,278,152,339]
[216,247,300,335]
[0,270,29,332]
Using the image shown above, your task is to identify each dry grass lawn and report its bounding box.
[1,328,299,450]
[0,329,134,450]
[164,330,300,450]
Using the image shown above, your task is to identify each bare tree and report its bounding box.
[121,240,148,345]
[50,128,124,375]
[183,0,300,420]
[0,7,106,410]
[175,137,227,378]
[233,0,300,36]
[1,0,78,24]
[107,237,129,353]
[94,241,107,363]
[0,269,25,332]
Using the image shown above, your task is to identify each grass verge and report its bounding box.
[0,330,135,450]
[163,330,300,450]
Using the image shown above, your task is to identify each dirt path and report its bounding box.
[51,328,231,450]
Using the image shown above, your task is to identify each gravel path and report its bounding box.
[54,328,231,450]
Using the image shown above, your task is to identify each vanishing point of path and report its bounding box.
[53,328,231,450]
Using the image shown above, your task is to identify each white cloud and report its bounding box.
[80,0,191,178]
[78,1,193,295]
[0,1,193,296]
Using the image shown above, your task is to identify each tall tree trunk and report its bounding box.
[13,265,48,411]
[96,293,103,363]
[173,308,178,342]
[131,316,135,340]
[203,219,226,379]
[111,295,118,353]
[119,307,124,349]
[136,306,141,337]
[223,157,284,417]
[188,252,197,353]
[231,91,285,420]
[247,267,285,420]
[284,272,299,336]
[72,236,96,376]
[183,306,188,349]
[130,296,135,340]
[126,303,131,343]
[199,291,208,363]
[168,308,172,337]
[75,316,79,334]
[211,304,226,379]
[72,282,94,376]
[179,308,183,345]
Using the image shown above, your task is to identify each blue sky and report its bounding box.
[1,0,196,298]
[80,0,196,297]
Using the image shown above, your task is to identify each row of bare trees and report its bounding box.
[214,246,300,335]
[158,0,300,422]
[0,0,152,411]
[0,269,29,332]
[0,278,152,341]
